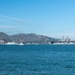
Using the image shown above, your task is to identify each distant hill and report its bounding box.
[0,32,58,44]
[0,32,12,42]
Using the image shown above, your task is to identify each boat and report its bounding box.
[19,43,24,45]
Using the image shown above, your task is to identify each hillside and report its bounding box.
[0,32,12,42]
[0,32,58,44]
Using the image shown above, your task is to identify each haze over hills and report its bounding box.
[0,32,58,44]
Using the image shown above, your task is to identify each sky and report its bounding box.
[0,0,75,40]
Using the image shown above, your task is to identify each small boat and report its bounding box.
[19,43,24,45]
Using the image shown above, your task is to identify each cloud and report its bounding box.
[0,25,18,29]
[0,18,11,22]
[0,15,17,20]
[0,15,25,23]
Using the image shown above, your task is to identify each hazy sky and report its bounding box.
[0,0,75,39]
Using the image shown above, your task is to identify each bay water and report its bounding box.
[0,45,75,75]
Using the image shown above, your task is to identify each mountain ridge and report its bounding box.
[0,32,58,44]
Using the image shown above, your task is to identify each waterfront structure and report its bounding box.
[0,40,4,44]
[6,41,18,45]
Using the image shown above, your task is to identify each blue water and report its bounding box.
[0,45,75,75]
